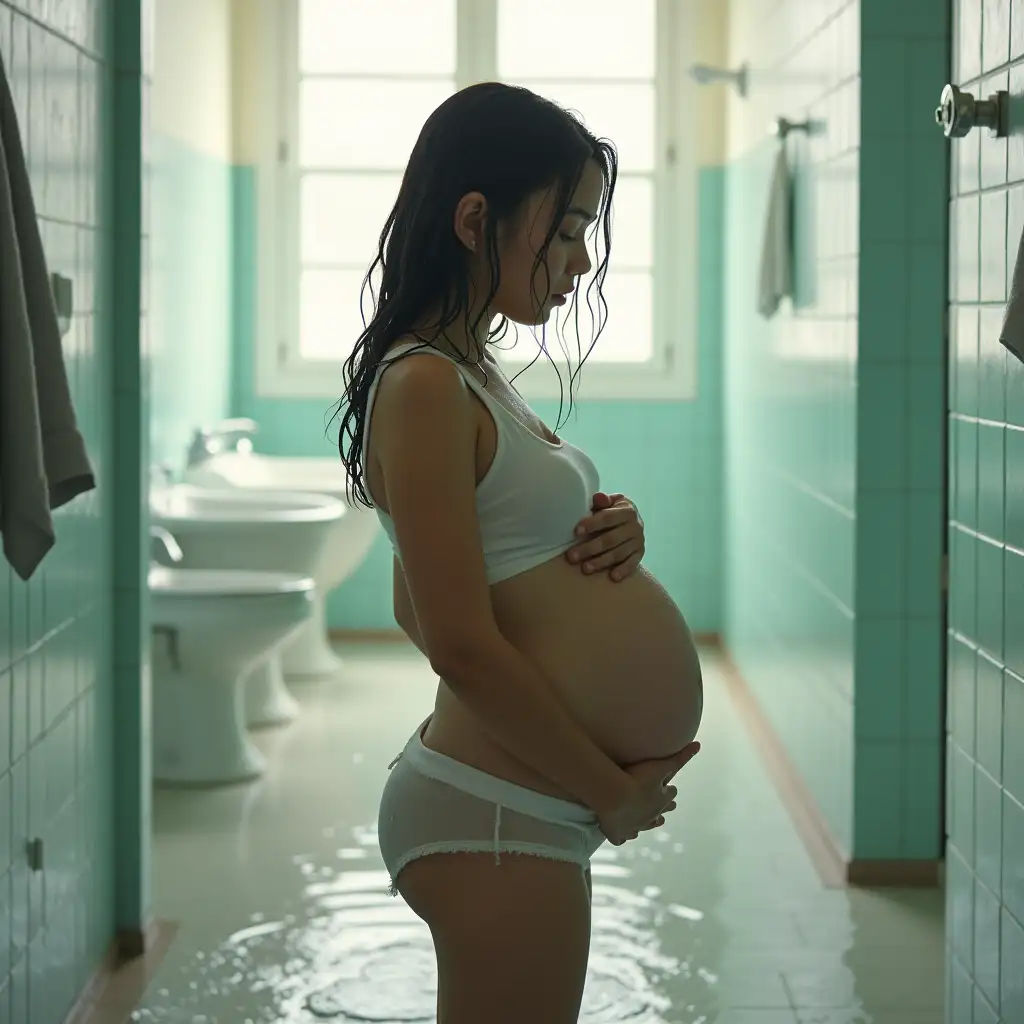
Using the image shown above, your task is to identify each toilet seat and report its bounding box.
[149,566,314,597]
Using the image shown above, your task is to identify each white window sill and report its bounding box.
[255,351,698,402]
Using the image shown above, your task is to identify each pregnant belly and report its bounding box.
[426,557,704,800]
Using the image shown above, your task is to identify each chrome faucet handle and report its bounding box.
[185,427,212,468]
[185,418,260,467]
[150,525,183,565]
[935,82,1008,138]
[211,418,260,454]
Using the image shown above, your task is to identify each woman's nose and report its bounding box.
[570,248,592,277]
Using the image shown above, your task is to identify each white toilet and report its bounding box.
[150,482,346,728]
[149,565,315,786]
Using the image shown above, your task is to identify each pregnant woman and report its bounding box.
[335,82,704,1022]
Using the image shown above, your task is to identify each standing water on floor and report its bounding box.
[134,819,714,1023]
[134,645,942,1023]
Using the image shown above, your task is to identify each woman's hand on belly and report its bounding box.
[634,804,674,837]
[565,492,645,583]
[616,745,699,840]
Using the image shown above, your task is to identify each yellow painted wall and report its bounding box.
[694,0,729,166]
[153,0,233,158]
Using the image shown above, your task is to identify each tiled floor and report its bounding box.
[121,642,943,1023]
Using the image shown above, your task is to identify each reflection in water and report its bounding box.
[133,823,716,1024]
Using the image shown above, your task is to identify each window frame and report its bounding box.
[253,0,698,402]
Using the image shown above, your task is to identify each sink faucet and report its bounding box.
[185,418,260,468]
[150,525,183,565]
[151,461,175,489]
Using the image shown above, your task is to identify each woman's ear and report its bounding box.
[453,191,487,253]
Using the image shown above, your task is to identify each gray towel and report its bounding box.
[757,145,794,320]
[1000,215,1024,366]
[0,51,95,581]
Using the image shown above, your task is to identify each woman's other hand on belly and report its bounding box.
[565,492,645,582]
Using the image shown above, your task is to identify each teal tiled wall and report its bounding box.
[149,132,233,472]
[723,0,948,864]
[946,1,1024,1020]
[0,0,138,1020]
[231,165,726,633]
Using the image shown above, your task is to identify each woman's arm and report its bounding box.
[393,556,428,656]
[388,402,672,838]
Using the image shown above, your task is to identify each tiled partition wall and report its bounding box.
[724,0,863,859]
[723,0,949,868]
[945,0,1024,1019]
[0,1,149,1022]
[0,1,113,1021]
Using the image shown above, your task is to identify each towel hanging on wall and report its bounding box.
[757,144,794,320]
[0,50,95,581]
[1000,212,1024,365]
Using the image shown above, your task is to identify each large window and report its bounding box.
[259,0,697,400]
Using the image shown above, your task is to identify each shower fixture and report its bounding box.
[689,62,748,98]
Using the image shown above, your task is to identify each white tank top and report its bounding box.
[362,341,601,585]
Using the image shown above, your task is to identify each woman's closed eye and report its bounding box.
[558,217,588,243]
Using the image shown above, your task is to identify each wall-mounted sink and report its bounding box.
[183,452,379,677]
[185,452,350,495]
[152,483,345,524]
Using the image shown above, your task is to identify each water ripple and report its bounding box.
[135,827,699,1024]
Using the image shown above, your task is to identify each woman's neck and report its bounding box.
[411,311,491,365]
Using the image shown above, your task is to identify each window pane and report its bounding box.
[497,0,655,80]
[300,0,456,75]
[609,175,653,268]
[509,82,655,173]
[299,269,375,361]
[500,270,653,365]
[590,270,653,361]
[300,79,454,169]
[301,173,402,265]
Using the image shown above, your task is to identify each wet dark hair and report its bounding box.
[331,81,618,508]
